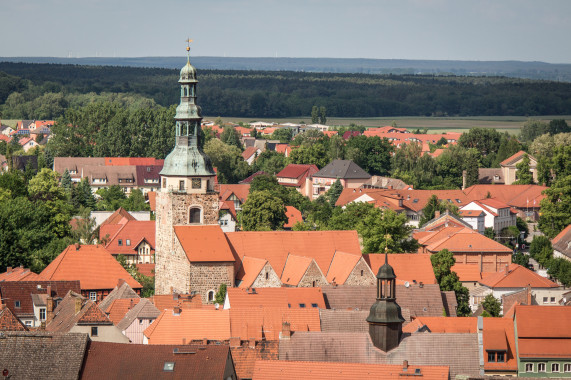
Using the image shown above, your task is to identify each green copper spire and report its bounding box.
[160,41,215,177]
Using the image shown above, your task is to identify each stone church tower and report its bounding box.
[366,252,405,352]
[154,46,219,295]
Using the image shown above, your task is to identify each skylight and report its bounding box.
[163,362,175,372]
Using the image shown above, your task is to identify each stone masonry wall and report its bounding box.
[345,257,376,286]
[298,261,328,288]
[189,262,234,304]
[251,262,282,288]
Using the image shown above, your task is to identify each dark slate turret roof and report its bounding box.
[313,160,371,180]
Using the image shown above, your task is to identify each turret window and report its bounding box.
[179,180,185,191]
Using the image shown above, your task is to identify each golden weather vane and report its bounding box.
[185,38,193,52]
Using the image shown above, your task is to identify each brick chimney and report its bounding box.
[505,264,509,276]
[281,321,291,340]
[248,338,256,349]
[173,306,181,315]
[527,284,532,305]
[117,278,126,288]
[46,285,54,324]
[229,337,241,348]
[75,243,80,251]
[403,360,409,370]
[6,267,12,273]
[435,210,440,218]
[74,297,82,314]
[202,338,208,345]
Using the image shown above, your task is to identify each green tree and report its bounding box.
[28,168,66,202]
[346,135,393,176]
[419,195,460,226]
[482,294,502,317]
[241,190,287,231]
[319,106,327,124]
[538,175,571,238]
[220,126,242,149]
[71,207,97,244]
[252,150,286,175]
[326,179,343,206]
[289,144,329,168]
[464,149,480,188]
[311,106,319,124]
[514,153,534,184]
[430,249,471,316]
[96,185,127,211]
[271,128,293,143]
[529,236,553,267]
[512,252,529,267]
[520,119,549,142]
[122,189,150,211]
[204,139,250,184]
[547,119,570,135]
[61,169,72,193]
[214,283,227,305]
[357,207,419,254]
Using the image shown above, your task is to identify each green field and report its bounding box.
[207,115,571,135]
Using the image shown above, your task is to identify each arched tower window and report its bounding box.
[189,207,201,224]
[207,290,215,302]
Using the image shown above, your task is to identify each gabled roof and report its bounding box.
[420,212,473,231]
[174,225,235,262]
[403,317,477,333]
[226,287,326,310]
[253,360,449,380]
[219,184,250,203]
[500,150,535,167]
[235,256,269,289]
[0,281,81,317]
[478,197,511,210]
[451,264,485,282]
[46,291,112,333]
[313,160,371,179]
[276,164,318,179]
[416,227,513,253]
[98,281,140,312]
[280,254,314,286]
[104,220,155,255]
[116,298,161,331]
[552,223,571,259]
[479,263,559,288]
[284,206,303,228]
[458,209,485,217]
[463,184,547,209]
[229,307,321,340]
[365,254,437,285]
[0,331,89,379]
[0,305,28,331]
[40,245,142,291]
[99,207,135,227]
[242,146,260,160]
[239,170,266,184]
[225,230,361,278]
[104,298,141,324]
[82,341,234,380]
[143,309,231,344]
[326,251,363,284]
[515,305,571,358]
[0,266,45,282]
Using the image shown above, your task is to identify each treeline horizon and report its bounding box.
[1,62,571,120]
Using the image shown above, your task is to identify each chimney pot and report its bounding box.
[74,297,82,314]
[75,243,80,251]
[6,267,12,272]
[249,338,256,349]
[203,338,208,345]
[403,360,409,370]
[281,321,291,339]
[435,210,440,218]
[173,306,181,315]
[419,282,424,288]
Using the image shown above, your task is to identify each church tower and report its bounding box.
[366,252,405,352]
[155,42,219,295]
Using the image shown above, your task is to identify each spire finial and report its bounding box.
[185,38,193,62]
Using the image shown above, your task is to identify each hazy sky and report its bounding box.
[3,0,570,63]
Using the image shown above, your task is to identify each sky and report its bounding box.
[3,0,571,63]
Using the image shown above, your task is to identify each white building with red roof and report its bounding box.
[276,164,319,198]
[461,198,517,232]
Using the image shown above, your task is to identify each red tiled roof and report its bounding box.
[225,230,361,278]
[459,209,485,217]
[104,298,141,324]
[284,206,303,228]
[280,254,313,286]
[403,317,477,333]
[478,197,510,210]
[242,146,260,160]
[416,227,512,253]
[479,263,559,288]
[0,267,45,282]
[105,220,155,255]
[144,309,231,344]
[174,225,235,262]
[515,306,571,358]
[226,287,326,310]
[99,207,135,227]
[275,144,291,155]
[552,223,571,245]
[40,245,142,291]
[253,360,449,380]
[136,263,155,277]
[499,150,527,166]
[230,308,321,340]
[147,191,156,211]
[366,254,437,285]
[463,184,547,209]
[326,251,363,284]
[0,305,28,331]
[235,256,268,289]
[219,184,250,203]
[276,164,318,179]
[451,264,483,282]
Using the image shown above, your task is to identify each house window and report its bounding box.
[25,320,32,326]
[207,290,215,302]
[192,178,201,189]
[189,207,201,224]
[179,180,185,191]
[361,269,364,276]
[526,363,534,372]
[538,363,546,372]
[118,239,123,246]
[496,352,505,363]
[162,178,166,188]
[488,352,496,362]
[543,297,548,303]
[39,308,46,321]
[564,364,571,372]
[89,292,97,302]
[265,272,269,280]
[91,326,98,337]
[550,297,555,303]
[15,301,21,308]
[126,239,131,246]
[552,363,560,373]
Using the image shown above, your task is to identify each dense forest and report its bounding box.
[1,62,571,120]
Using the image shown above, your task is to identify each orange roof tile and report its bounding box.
[99,207,135,227]
[479,263,559,288]
[226,287,326,310]
[366,254,437,285]
[552,223,571,245]
[499,150,527,166]
[135,263,155,277]
[280,254,313,286]
[515,305,571,339]
[253,361,449,380]
[463,184,547,209]
[402,317,477,333]
[478,198,510,210]
[416,227,512,253]
[174,225,236,262]
[284,206,303,228]
[225,230,361,278]
[40,245,141,291]
[0,267,45,282]
[235,256,268,289]
[482,318,517,371]
[144,309,230,344]
[326,251,363,284]
[219,184,250,203]
[242,146,260,160]
[451,264,482,282]
[459,209,485,217]
[105,298,141,325]
[105,220,155,255]
[229,308,321,340]
[147,191,156,212]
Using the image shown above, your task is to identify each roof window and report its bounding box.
[163,362,175,372]
[299,303,306,308]
[311,303,318,308]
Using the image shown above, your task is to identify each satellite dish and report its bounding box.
[404,281,410,288]
[215,303,220,310]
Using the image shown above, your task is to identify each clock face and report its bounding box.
[192,178,201,189]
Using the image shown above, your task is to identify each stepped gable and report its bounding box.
[117,298,161,331]
[40,245,142,291]
[479,263,559,289]
[365,254,437,285]
[98,281,140,312]
[174,225,235,262]
[225,230,361,279]
[313,159,371,179]
[0,331,89,379]
[81,341,234,380]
